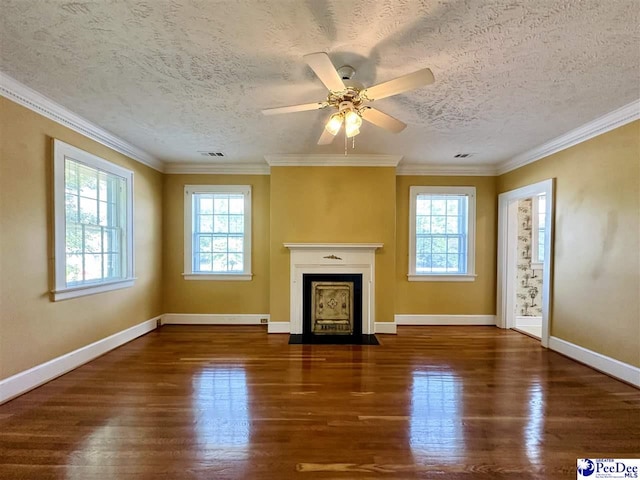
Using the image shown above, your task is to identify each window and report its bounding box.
[531,193,546,268]
[53,140,134,300]
[183,185,252,280]
[408,186,476,281]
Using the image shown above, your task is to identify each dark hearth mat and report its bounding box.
[288,334,379,345]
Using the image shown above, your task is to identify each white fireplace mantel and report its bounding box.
[284,243,383,335]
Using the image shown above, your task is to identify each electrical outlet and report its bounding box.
[260,318,268,324]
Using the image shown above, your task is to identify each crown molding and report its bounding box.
[396,163,498,176]
[497,99,640,175]
[265,154,402,167]
[164,162,270,175]
[0,71,164,172]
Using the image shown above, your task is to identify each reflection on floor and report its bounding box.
[1,325,638,479]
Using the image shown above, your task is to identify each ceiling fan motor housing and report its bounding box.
[337,65,355,80]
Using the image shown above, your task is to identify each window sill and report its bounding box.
[408,274,477,282]
[51,278,136,301]
[183,273,253,281]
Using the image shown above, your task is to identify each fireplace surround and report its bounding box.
[284,243,382,343]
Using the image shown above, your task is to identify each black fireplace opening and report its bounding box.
[289,273,379,345]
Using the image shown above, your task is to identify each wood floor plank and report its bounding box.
[1,325,638,479]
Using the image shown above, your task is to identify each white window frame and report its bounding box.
[183,185,252,281]
[408,186,476,282]
[52,139,135,301]
[531,194,545,270]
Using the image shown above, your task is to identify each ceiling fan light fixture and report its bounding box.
[325,113,344,136]
[345,124,360,138]
[344,109,362,129]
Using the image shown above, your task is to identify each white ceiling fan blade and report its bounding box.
[363,68,434,101]
[361,107,407,133]
[262,102,326,116]
[317,127,337,145]
[303,52,345,92]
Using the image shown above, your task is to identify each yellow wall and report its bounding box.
[162,174,270,314]
[498,121,640,367]
[0,97,163,380]
[269,167,396,323]
[395,175,498,314]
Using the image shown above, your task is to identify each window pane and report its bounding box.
[446,255,459,271]
[432,199,446,215]
[228,254,243,272]
[78,164,98,199]
[229,196,244,214]
[446,217,459,234]
[212,253,227,272]
[103,228,120,254]
[538,231,545,261]
[66,224,83,253]
[106,253,121,278]
[432,237,446,253]
[212,236,227,252]
[98,201,109,226]
[79,196,98,225]
[229,215,244,233]
[199,236,212,253]
[446,199,459,215]
[432,216,446,234]
[66,194,78,222]
[198,253,212,272]
[98,172,108,201]
[228,236,243,253]
[199,215,213,233]
[416,236,431,254]
[84,226,102,253]
[447,238,459,253]
[214,196,229,214]
[199,196,213,214]
[65,161,78,193]
[432,254,446,270]
[66,254,82,283]
[84,254,102,281]
[416,197,431,215]
[213,215,228,233]
[416,254,430,271]
[416,216,430,234]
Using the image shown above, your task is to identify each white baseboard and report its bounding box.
[161,313,269,325]
[549,336,640,387]
[516,316,542,327]
[267,321,290,333]
[0,316,159,404]
[375,322,397,334]
[395,314,496,326]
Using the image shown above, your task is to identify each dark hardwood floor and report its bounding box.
[1,326,638,479]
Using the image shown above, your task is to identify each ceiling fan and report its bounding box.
[262,52,434,145]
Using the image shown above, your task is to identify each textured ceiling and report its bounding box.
[1,0,639,166]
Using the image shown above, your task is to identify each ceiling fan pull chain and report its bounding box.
[344,131,347,156]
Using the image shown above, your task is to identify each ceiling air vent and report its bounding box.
[199,151,225,157]
[454,153,472,158]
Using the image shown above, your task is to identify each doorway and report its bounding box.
[496,179,554,347]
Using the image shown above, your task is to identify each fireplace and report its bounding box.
[284,243,382,344]
[304,273,362,337]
